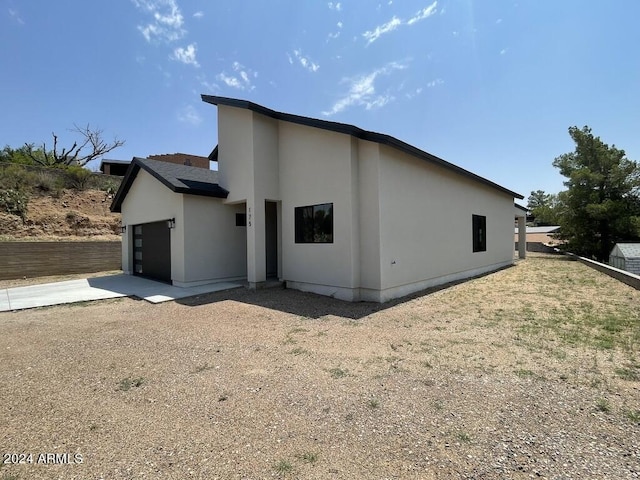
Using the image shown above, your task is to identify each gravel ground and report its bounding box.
[1,254,639,479]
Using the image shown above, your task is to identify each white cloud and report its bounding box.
[328,2,342,11]
[290,49,320,72]
[322,61,407,116]
[8,8,25,25]
[426,78,444,87]
[363,1,438,44]
[407,1,438,25]
[216,62,257,90]
[198,75,219,92]
[177,105,202,126]
[171,43,199,67]
[193,11,204,18]
[362,16,402,45]
[328,21,343,40]
[132,0,186,43]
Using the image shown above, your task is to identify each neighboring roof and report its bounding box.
[528,226,561,234]
[201,95,524,200]
[147,153,209,169]
[612,243,640,258]
[99,158,130,172]
[110,157,229,213]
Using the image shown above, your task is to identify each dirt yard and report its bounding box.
[1,254,639,479]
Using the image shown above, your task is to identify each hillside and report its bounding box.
[0,189,121,241]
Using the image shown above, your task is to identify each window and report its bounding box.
[472,215,486,252]
[236,213,247,227]
[295,203,333,243]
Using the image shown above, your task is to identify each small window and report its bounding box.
[295,203,333,243]
[236,213,247,227]
[472,214,487,252]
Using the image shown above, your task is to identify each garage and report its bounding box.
[133,221,171,283]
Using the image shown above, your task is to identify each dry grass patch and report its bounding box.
[1,253,639,479]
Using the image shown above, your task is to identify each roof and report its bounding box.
[201,95,524,200]
[147,153,210,169]
[514,203,528,212]
[612,243,640,258]
[110,157,228,213]
[99,158,131,172]
[526,226,561,234]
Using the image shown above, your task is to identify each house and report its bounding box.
[100,153,210,176]
[100,159,131,176]
[514,225,562,253]
[609,243,640,275]
[111,96,524,302]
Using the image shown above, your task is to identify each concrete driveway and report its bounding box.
[0,274,241,312]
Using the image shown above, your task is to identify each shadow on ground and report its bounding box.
[176,264,517,320]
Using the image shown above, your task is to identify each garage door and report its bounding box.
[133,221,171,283]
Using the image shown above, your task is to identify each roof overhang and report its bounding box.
[202,95,524,200]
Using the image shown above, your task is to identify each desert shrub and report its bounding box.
[0,188,28,219]
[65,166,93,190]
[0,163,35,190]
[100,179,120,195]
[33,170,59,193]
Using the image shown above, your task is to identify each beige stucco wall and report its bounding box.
[120,169,185,282]
[215,105,517,301]
[278,122,361,300]
[376,145,514,300]
[180,195,246,286]
[120,169,246,286]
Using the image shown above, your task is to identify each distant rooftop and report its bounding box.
[612,243,640,258]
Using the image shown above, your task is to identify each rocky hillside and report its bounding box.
[0,189,121,241]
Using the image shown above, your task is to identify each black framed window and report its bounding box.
[472,214,487,252]
[236,213,246,227]
[295,203,333,243]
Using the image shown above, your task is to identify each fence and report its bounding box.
[0,241,121,280]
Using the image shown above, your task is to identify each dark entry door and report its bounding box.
[265,201,278,278]
[133,221,171,283]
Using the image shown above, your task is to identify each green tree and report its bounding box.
[552,126,640,261]
[527,190,562,226]
[0,145,40,165]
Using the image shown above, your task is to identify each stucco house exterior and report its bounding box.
[111,96,524,302]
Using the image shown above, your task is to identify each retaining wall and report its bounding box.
[0,241,121,280]
[566,253,640,290]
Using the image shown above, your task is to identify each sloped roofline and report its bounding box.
[201,95,524,200]
[110,157,228,213]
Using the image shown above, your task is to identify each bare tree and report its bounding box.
[25,124,125,167]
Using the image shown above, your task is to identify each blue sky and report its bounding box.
[2,1,639,200]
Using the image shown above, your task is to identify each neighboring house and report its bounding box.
[100,153,210,176]
[514,225,562,253]
[100,159,131,176]
[111,96,524,302]
[609,243,640,275]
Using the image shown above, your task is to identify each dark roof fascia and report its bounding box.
[208,145,218,161]
[514,203,528,212]
[201,95,524,200]
[110,157,228,213]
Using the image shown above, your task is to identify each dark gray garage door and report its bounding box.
[133,221,171,283]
